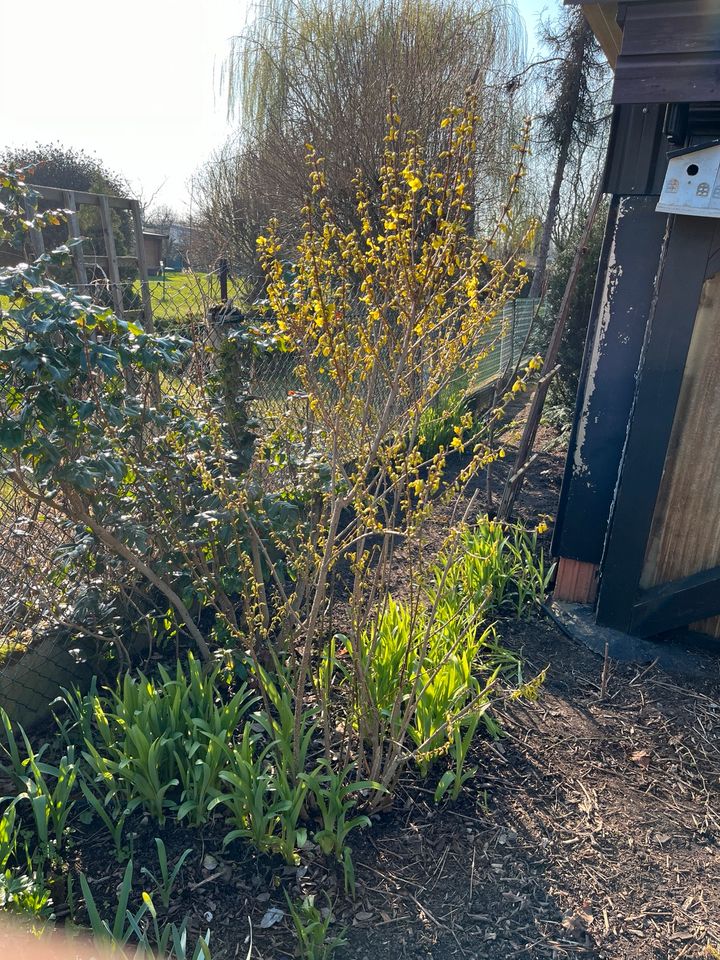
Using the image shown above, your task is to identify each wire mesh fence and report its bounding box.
[476,298,539,386]
[0,263,542,724]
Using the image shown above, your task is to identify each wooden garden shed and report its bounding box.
[552,0,720,644]
[141,230,167,276]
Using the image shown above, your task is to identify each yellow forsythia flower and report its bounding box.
[402,169,423,192]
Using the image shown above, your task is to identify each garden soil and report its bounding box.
[70,419,720,960]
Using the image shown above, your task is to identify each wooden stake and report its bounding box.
[599,641,610,700]
[98,193,125,319]
[130,199,155,333]
[62,190,88,290]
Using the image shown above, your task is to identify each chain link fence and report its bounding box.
[0,265,541,724]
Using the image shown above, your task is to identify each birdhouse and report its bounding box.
[657,142,720,218]
[552,0,720,652]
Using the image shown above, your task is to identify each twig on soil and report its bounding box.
[599,642,610,701]
[409,891,441,927]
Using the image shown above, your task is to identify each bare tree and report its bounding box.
[145,203,203,270]
[527,5,608,300]
[195,0,534,289]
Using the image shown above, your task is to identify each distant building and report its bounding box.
[141,231,168,276]
[142,221,200,272]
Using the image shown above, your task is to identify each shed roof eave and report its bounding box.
[565,1,622,69]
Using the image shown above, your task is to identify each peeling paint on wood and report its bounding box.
[553,196,666,567]
[572,200,626,479]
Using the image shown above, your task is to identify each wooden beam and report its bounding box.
[612,1,720,103]
[552,195,667,566]
[97,193,125,319]
[603,103,667,196]
[631,565,720,636]
[62,190,88,289]
[129,199,155,333]
[614,57,720,104]
[32,183,132,211]
[579,3,621,69]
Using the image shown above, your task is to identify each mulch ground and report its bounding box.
[73,614,720,960]
[341,618,720,960]
[71,418,720,959]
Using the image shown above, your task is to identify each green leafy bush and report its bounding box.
[0,169,297,665]
[0,109,551,959]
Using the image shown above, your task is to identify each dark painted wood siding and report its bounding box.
[552,195,667,567]
[570,1,720,105]
[615,1,720,104]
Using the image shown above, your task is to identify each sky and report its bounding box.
[0,0,552,217]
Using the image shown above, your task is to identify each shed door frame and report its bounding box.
[596,213,720,636]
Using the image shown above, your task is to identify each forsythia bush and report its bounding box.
[243,95,541,789]
[0,99,548,957]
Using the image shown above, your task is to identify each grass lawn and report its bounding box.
[140,271,247,327]
[1,271,247,331]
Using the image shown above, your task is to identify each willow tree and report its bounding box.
[195,0,533,285]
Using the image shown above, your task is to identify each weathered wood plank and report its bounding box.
[62,190,88,289]
[552,196,666,566]
[98,193,125,319]
[639,268,720,638]
[554,558,599,604]
[582,3,622,68]
[621,4,720,56]
[603,104,667,197]
[614,57,720,105]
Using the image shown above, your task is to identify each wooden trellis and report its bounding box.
[25,184,155,332]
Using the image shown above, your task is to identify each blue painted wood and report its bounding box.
[552,195,667,565]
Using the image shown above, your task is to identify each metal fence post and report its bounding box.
[219,259,229,303]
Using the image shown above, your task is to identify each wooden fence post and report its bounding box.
[22,196,45,259]
[130,199,156,333]
[62,190,88,290]
[98,193,125,319]
[218,258,229,303]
